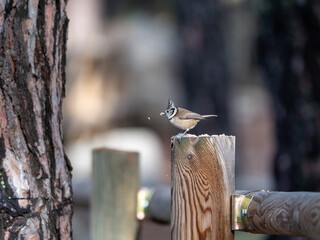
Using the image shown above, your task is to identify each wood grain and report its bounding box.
[92,148,140,240]
[171,134,235,240]
[244,191,320,238]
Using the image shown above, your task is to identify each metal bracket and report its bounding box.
[232,190,266,231]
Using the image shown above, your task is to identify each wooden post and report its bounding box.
[171,134,235,240]
[91,148,140,240]
[233,191,320,238]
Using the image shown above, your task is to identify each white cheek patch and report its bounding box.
[173,108,177,117]
[168,108,178,120]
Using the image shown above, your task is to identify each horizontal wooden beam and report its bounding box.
[147,186,171,223]
[232,190,320,238]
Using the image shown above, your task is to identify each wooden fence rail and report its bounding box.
[90,135,320,240]
[233,190,320,238]
[171,134,320,240]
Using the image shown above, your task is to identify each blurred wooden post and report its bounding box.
[171,134,235,240]
[91,148,140,240]
[233,191,320,238]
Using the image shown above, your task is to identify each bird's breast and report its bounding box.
[170,117,199,130]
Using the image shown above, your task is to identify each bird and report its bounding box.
[160,99,217,141]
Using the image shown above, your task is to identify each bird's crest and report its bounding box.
[168,99,175,109]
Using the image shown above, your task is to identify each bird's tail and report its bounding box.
[202,114,218,118]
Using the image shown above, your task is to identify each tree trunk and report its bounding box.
[0,0,72,239]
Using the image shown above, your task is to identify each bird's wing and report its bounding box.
[202,114,218,118]
[178,112,204,120]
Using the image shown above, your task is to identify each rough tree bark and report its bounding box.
[0,0,72,239]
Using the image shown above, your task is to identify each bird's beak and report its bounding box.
[160,112,165,116]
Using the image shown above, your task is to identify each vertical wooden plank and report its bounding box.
[171,134,235,240]
[92,148,140,240]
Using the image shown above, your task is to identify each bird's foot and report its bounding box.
[175,132,185,143]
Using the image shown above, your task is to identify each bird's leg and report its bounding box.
[175,129,190,143]
[182,129,190,135]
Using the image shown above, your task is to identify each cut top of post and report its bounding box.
[171,134,235,191]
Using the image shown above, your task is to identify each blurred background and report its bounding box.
[63,0,320,239]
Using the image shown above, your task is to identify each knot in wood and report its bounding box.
[187,154,193,161]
